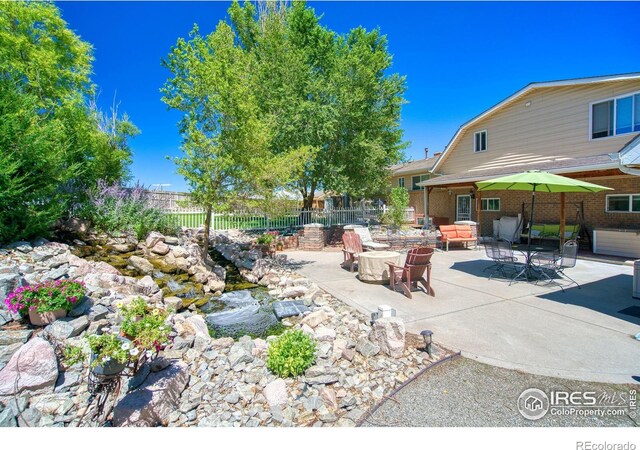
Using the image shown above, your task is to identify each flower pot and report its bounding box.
[91,355,127,376]
[28,308,67,326]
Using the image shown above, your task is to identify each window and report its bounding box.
[591,92,640,139]
[411,174,429,190]
[606,194,640,213]
[474,130,487,152]
[481,198,500,211]
[397,177,405,188]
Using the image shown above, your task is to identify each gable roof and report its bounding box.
[619,134,640,167]
[432,72,640,173]
[390,156,439,176]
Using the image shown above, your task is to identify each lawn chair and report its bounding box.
[353,227,390,250]
[386,247,435,299]
[342,231,363,272]
[534,239,580,292]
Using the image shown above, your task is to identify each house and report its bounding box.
[417,72,640,246]
[389,149,439,220]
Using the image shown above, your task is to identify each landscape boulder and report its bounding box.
[369,317,405,358]
[0,337,58,397]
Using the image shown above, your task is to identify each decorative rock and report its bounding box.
[314,326,336,341]
[69,297,93,317]
[0,273,23,301]
[88,304,109,321]
[301,310,329,328]
[185,315,210,339]
[355,339,380,358]
[138,275,160,294]
[150,357,171,373]
[228,343,253,368]
[164,296,183,311]
[0,408,17,427]
[145,231,166,249]
[112,362,190,427]
[164,236,180,245]
[0,337,58,397]
[341,348,355,362]
[304,365,339,385]
[45,316,89,340]
[278,286,308,299]
[17,408,41,427]
[369,317,405,359]
[210,337,235,349]
[319,387,338,410]
[273,300,310,320]
[263,379,288,408]
[0,343,22,371]
[0,329,32,346]
[129,256,154,274]
[113,243,135,253]
[151,242,171,256]
[224,392,240,405]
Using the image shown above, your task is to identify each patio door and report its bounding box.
[456,195,472,221]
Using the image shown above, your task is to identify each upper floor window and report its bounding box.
[411,174,429,190]
[591,92,640,139]
[474,130,487,152]
[397,177,405,188]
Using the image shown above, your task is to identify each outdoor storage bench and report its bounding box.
[438,224,477,251]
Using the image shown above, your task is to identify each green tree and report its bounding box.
[0,1,138,243]
[385,186,410,229]
[229,1,407,209]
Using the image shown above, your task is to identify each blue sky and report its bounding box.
[56,1,640,192]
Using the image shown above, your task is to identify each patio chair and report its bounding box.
[342,231,364,272]
[353,227,390,250]
[385,246,435,299]
[484,239,520,281]
[533,239,581,292]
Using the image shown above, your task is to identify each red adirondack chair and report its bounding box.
[386,247,435,298]
[342,231,364,272]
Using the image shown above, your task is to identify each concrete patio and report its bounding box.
[283,247,640,384]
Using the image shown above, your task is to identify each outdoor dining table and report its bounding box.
[511,242,558,282]
[358,250,403,284]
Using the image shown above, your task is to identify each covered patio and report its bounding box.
[283,247,640,384]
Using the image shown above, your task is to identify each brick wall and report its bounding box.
[426,175,640,237]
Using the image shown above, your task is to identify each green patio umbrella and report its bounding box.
[476,170,613,247]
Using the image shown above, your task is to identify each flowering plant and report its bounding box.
[117,297,171,353]
[87,334,137,368]
[4,280,85,316]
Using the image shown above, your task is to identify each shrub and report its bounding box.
[62,344,85,367]
[384,186,410,229]
[4,280,85,316]
[266,329,316,377]
[79,180,178,240]
[256,233,275,245]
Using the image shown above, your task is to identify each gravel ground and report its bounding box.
[361,356,639,427]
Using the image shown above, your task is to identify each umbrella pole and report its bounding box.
[527,185,537,275]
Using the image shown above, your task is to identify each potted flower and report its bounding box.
[88,333,137,376]
[255,233,276,257]
[117,297,171,354]
[4,280,86,326]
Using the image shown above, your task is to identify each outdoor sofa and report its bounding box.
[438,224,477,251]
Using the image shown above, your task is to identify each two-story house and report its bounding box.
[417,73,640,248]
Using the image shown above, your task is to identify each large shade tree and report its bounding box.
[0,1,138,243]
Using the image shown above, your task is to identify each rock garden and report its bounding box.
[0,229,449,427]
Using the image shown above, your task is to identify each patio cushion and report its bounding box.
[531,229,542,237]
[543,225,560,237]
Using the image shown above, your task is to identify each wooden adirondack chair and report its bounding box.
[386,247,435,298]
[342,231,364,272]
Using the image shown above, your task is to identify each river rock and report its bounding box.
[151,242,171,256]
[301,310,329,328]
[129,256,154,274]
[278,286,308,299]
[210,337,234,349]
[145,232,166,250]
[113,243,135,253]
[185,315,210,339]
[320,387,338,410]
[45,316,89,340]
[356,339,380,358]
[263,379,288,407]
[170,246,187,258]
[0,337,58,397]
[0,329,33,346]
[0,273,23,301]
[369,317,405,358]
[112,361,190,427]
[0,408,17,427]
[314,326,336,341]
[0,343,22,371]
[228,342,254,368]
[304,365,339,385]
[164,296,183,311]
[164,236,179,245]
[138,275,160,294]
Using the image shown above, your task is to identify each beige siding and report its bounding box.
[439,79,640,175]
[390,173,429,215]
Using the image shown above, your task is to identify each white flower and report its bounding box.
[121,342,130,351]
[102,356,111,363]
[145,323,151,327]
[130,348,139,356]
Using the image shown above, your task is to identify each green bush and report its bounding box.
[384,186,410,229]
[266,329,316,377]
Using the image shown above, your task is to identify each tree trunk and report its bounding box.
[202,204,212,259]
